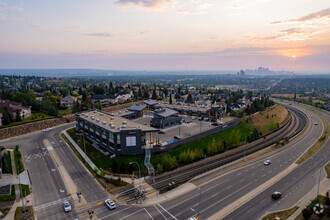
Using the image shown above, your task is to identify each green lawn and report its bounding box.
[58,109,73,116]
[14,147,24,174]
[0,112,55,128]
[0,185,16,202]
[2,151,13,174]
[66,121,257,175]
[19,185,30,197]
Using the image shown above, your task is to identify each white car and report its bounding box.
[105,199,116,210]
[63,200,71,212]
[264,160,271,166]
[43,128,50,132]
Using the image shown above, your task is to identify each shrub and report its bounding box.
[302,208,312,219]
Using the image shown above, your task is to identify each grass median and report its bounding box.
[261,206,298,220]
[296,112,329,165]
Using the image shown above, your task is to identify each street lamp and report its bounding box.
[129,162,142,202]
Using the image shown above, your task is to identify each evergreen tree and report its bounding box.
[169,94,173,104]
[152,90,157,99]
[2,107,12,125]
[187,93,193,102]
[15,110,21,122]
[95,102,102,110]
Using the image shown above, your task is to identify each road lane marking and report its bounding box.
[226,186,232,190]
[118,209,145,220]
[200,183,252,214]
[99,206,131,219]
[144,208,154,220]
[157,204,178,220]
[153,205,167,220]
[35,197,71,210]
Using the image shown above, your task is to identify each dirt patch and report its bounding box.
[326,162,330,178]
[243,104,289,135]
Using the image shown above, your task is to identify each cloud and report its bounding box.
[115,0,172,8]
[84,32,116,38]
[0,1,24,11]
[176,3,212,14]
[271,8,330,24]
[0,13,5,20]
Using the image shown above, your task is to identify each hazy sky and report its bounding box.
[0,0,329,72]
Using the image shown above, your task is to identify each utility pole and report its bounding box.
[317,168,322,198]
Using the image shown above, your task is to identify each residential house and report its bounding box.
[0,100,32,124]
[60,95,78,109]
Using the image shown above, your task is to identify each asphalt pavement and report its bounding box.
[0,102,327,220]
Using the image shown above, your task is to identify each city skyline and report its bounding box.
[0,0,329,72]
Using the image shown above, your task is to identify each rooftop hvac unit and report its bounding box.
[122,121,127,125]
[96,118,100,122]
[102,121,106,125]
[91,116,95,120]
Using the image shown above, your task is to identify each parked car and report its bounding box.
[204,118,209,121]
[264,160,271,166]
[105,199,116,210]
[63,200,71,212]
[186,121,192,124]
[272,192,281,199]
[174,135,181,139]
[192,116,196,120]
[198,117,203,121]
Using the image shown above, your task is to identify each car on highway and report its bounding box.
[264,160,271,166]
[43,128,51,132]
[314,122,318,125]
[272,191,281,200]
[105,199,116,210]
[63,200,71,212]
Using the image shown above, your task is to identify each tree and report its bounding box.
[187,93,193,102]
[152,90,157,99]
[119,162,127,173]
[15,110,21,122]
[95,102,102,110]
[302,208,312,219]
[169,94,173,104]
[82,90,87,101]
[111,160,119,173]
[2,107,12,125]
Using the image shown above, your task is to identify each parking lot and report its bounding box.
[133,115,222,143]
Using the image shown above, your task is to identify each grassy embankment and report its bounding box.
[296,112,329,165]
[0,112,55,128]
[65,104,288,175]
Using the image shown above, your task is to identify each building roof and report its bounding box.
[0,99,30,114]
[153,108,178,118]
[61,95,76,102]
[77,110,158,133]
[127,104,147,111]
[143,100,158,106]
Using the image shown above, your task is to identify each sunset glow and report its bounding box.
[0,0,329,72]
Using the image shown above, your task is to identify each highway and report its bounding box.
[0,102,327,220]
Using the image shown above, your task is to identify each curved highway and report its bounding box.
[0,102,327,220]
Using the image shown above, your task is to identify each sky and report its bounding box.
[0,0,329,72]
